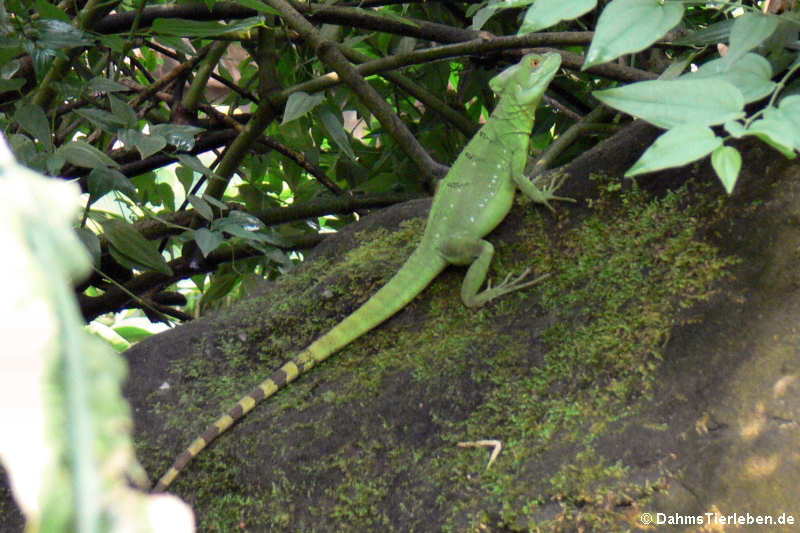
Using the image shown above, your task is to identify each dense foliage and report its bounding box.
[4,1,799,335]
[4,0,800,531]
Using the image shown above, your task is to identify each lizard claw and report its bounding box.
[531,172,576,212]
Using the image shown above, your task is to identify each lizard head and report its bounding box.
[489,53,561,106]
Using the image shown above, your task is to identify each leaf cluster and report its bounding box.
[1,0,800,334]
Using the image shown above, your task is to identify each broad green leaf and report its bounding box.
[202,194,228,211]
[32,19,93,50]
[376,7,422,28]
[176,154,220,182]
[0,78,25,93]
[584,0,683,69]
[118,129,166,159]
[188,194,214,221]
[711,145,741,194]
[35,0,70,22]
[775,95,800,151]
[200,268,239,307]
[468,0,533,29]
[87,77,129,93]
[175,165,195,195]
[87,322,131,352]
[282,91,325,124]
[194,228,224,257]
[658,51,697,80]
[56,141,120,169]
[1,58,20,79]
[594,78,744,129]
[87,167,137,202]
[45,153,65,175]
[742,118,796,158]
[673,18,734,46]
[14,103,53,152]
[626,124,722,177]
[724,120,746,138]
[151,16,265,38]
[74,108,126,133]
[102,219,173,275]
[95,34,126,53]
[721,13,778,69]
[108,95,138,129]
[316,106,356,160]
[113,326,154,344]
[519,0,596,34]
[154,36,195,56]
[231,0,280,15]
[149,124,203,151]
[682,53,775,103]
[470,4,503,31]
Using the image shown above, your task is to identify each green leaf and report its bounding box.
[176,154,221,183]
[102,219,173,275]
[740,117,797,158]
[151,17,264,38]
[149,124,203,151]
[56,141,120,169]
[625,124,722,177]
[316,106,356,160]
[194,228,224,257]
[519,0,596,34]
[87,167,137,202]
[682,53,775,104]
[721,13,779,69]
[282,91,325,124]
[74,108,127,134]
[108,95,138,129]
[35,0,70,22]
[188,194,214,221]
[117,129,166,159]
[673,18,734,46]
[87,77,130,94]
[175,165,195,195]
[594,78,744,129]
[710,145,741,194]
[113,326,154,343]
[14,103,53,152]
[470,3,503,31]
[376,7,422,28]
[0,78,25,94]
[45,153,65,175]
[200,268,239,308]
[230,0,280,15]
[724,120,746,138]
[32,19,93,50]
[584,0,684,69]
[468,0,533,30]
[775,95,800,151]
[153,36,195,56]
[202,194,229,211]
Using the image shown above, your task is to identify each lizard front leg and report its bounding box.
[438,236,548,308]
[513,170,575,213]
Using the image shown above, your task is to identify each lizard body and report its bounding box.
[154,53,566,492]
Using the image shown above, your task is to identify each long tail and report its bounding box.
[153,248,446,492]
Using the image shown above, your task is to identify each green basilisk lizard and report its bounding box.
[154,52,568,492]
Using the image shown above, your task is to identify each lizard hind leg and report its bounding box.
[438,237,548,308]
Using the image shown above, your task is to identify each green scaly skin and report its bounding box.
[154,53,567,492]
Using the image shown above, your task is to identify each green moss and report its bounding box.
[140,177,737,531]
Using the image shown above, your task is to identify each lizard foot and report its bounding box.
[531,172,576,212]
[480,268,549,302]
